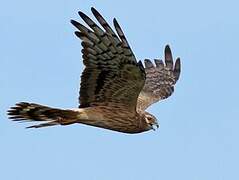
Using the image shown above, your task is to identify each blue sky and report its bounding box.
[1,0,239,180]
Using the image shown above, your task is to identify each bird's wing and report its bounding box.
[71,8,145,111]
[137,45,181,111]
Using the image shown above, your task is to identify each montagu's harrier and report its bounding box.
[8,8,181,134]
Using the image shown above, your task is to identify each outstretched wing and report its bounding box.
[71,8,145,111]
[137,45,181,111]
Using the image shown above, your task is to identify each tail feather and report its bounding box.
[26,121,59,128]
[8,102,79,128]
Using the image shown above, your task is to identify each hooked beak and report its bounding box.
[152,122,159,131]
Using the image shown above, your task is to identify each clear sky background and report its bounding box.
[1,0,239,180]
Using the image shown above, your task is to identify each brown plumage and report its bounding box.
[7,7,181,134]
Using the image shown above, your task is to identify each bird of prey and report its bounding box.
[8,7,181,134]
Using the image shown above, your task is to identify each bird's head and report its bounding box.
[143,112,159,131]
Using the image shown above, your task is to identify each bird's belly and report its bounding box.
[72,106,145,134]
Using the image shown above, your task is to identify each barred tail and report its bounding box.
[7,102,79,128]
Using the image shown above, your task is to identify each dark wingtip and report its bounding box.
[71,19,79,27]
[138,60,143,66]
[78,11,93,24]
[154,59,164,68]
[74,31,83,38]
[91,7,97,13]
[176,57,181,63]
[164,44,174,69]
[78,11,86,18]
[144,59,154,68]
[165,44,171,53]
[174,57,181,81]
[113,18,118,26]
[138,60,145,71]
[26,125,36,129]
[175,57,181,69]
[91,7,102,19]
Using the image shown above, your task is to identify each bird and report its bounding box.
[7,7,181,134]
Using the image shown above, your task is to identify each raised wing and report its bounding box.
[71,8,145,111]
[137,45,181,111]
